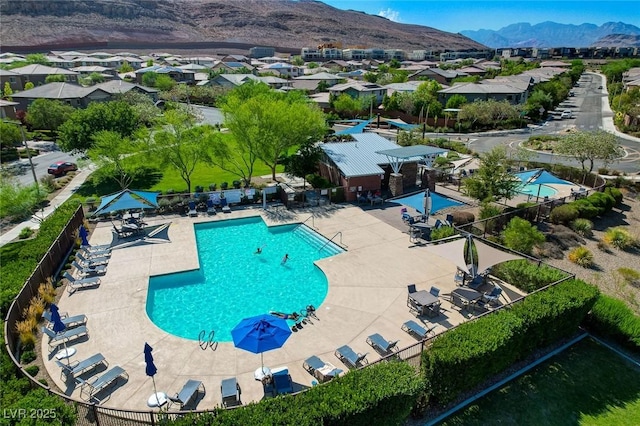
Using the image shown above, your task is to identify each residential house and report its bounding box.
[210,61,253,74]
[323,60,351,72]
[301,48,322,61]
[408,68,468,85]
[539,60,570,68]
[249,46,276,58]
[342,49,366,61]
[182,57,217,67]
[0,69,25,92]
[383,81,423,96]
[0,100,18,119]
[384,49,406,61]
[364,48,385,60]
[135,65,195,85]
[258,56,289,64]
[437,82,528,105]
[335,69,368,80]
[457,66,488,76]
[70,66,118,79]
[291,72,342,92]
[322,48,343,60]
[11,64,79,85]
[204,74,285,89]
[260,63,301,78]
[221,55,251,65]
[95,80,158,102]
[10,82,112,110]
[329,81,386,105]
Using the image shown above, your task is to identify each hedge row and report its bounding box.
[422,279,599,405]
[168,361,424,426]
[550,188,620,225]
[490,259,570,293]
[0,200,81,316]
[583,294,640,354]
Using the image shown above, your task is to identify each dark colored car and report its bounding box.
[47,161,77,176]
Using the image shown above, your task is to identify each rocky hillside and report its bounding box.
[593,34,640,48]
[0,0,485,52]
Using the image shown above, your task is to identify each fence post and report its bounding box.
[150,411,155,426]
[92,404,100,426]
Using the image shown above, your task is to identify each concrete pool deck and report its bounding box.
[43,203,525,411]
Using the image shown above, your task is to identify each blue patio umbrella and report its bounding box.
[144,343,160,406]
[79,225,90,246]
[93,189,159,216]
[231,314,292,371]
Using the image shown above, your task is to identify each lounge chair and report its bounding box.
[71,260,107,277]
[221,377,241,407]
[76,252,109,267]
[303,356,342,382]
[43,311,87,329]
[82,244,111,253]
[366,333,399,354]
[78,366,128,404]
[401,320,435,340]
[168,379,205,410]
[334,345,368,369]
[55,353,107,380]
[187,201,198,217]
[42,325,89,350]
[434,219,443,229]
[273,369,294,395]
[80,246,111,258]
[63,271,101,294]
[445,214,454,226]
[206,199,217,215]
[481,285,503,306]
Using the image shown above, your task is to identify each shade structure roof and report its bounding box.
[376,145,446,159]
[94,189,159,215]
[514,169,574,186]
[335,119,374,135]
[424,236,524,276]
[389,191,463,215]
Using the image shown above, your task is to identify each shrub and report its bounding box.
[479,203,503,234]
[570,218,593,237]
[568,246,594,267]
[232,180,241,189]
[307,174,332,189]
[586,192,615,214]
[431,226,457,241]
[550,204,578,224]
[24,365,39,376]
[18,227,34,240]
[603,227,635,250]
[209,183,217,191]
[491,260,569,293]
[15,318,36,348]
[20,350,36,364]
[571,199,600,219]
[220,182,228,190]
[23,296,45,322]
[583,294,640,353]
[194,185,204,193]
[501,217,545,255]
[617,267,640,287]
[604,186,623,205]
[450,210,475,225]
[37,280,56,304]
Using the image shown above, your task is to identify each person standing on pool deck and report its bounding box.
[281,254,289,264]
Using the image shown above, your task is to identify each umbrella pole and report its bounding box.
[151,375,160,406]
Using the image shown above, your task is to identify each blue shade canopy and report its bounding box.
[334,119,374,135]
[390,191,463,215]
[50,304,66,334]
[514,169,540,183]
[94,189,159,215]
[231,314,291,354]
[529,170,574,186]
[144,343,157,377]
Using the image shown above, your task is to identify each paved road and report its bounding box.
[12,146,80,187]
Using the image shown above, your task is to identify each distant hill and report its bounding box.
[0,0,485,53]
[593,34,640,48]
[461,21,640,48]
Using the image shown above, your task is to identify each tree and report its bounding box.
[155,75,176,91]
[145,110,213,193]
[307,62,319,69]
[26,99,74,132]
[463,146,521,202]
[87,131,142,189]
[501,217,545,255]
[215,83,326,182]
[0,121,22,150]
[2,82,12,100]
[142,72,158,87]
[525,90,554,120]
[555,130,623,181]
[116,91,161,127]
[291,56,304,66]
[88,72,105,84]
[282,141,322,190]
[333,93,366,118]
[25,53,50,65]
[23,82,34,91]
[445,94,467,110]
[57,101,139,152]
[119,61,134,73]
[45,74,65,83]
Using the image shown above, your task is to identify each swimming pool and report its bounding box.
[146,216,344,342]
[518,183,558,198]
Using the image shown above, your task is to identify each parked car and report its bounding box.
[47,161,77,176]
[569,91,575,97]
[560,110,573,119]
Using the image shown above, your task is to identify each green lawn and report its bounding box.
[439,338,640,426]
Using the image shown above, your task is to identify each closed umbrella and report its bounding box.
[231,314,292,376]
[79,225,90,247]
[423,189,432,222]
[50,304,72,364]
[144,343,161,407]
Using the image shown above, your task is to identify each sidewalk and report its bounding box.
[0,166,94,247]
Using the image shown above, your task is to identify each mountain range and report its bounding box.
[0,0,484,52]
[461,21,640,48]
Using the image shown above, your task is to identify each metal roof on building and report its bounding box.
[320,133,426,178]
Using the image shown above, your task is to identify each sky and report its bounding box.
[320,1,635,33]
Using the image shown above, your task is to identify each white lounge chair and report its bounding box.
[55,353,107,380]
[63,271,101,294]
[71,260,107,277]
[43,311,87,329]
[168,379,205,410]
[78,366,128,404]
[42,326,89,350]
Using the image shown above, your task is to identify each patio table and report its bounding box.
[451,288,483,312]
[409,290,439,307]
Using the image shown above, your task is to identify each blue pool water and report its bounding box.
[518,183,558,198]
[146,217,343,341]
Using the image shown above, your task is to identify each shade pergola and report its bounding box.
[376,145,447,173]
[424,235,524,276]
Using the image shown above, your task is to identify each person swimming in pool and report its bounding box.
[281,254,289,264]
[255,245,264,254]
